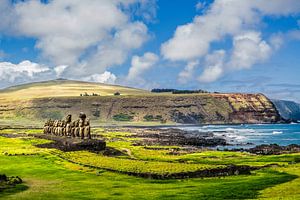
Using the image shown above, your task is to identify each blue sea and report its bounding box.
[179,123,300,149]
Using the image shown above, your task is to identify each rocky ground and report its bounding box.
[106,127,227,147]
[248,144,300,155]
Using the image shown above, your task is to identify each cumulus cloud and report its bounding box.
[198,50,225,83]
[195,2,206,11]
[198,32,274,83]
[0,0,153,78]
[0,60,50,82]
[54,65,68,78]
[229,31,272,69]
[269,33,284,50]
[78,21,149,77]
[83,71,117,84]
[178,60,199,84]
[161,0,300,82]
[127,52,159,81]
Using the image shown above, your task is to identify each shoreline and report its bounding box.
[0,121,298,130]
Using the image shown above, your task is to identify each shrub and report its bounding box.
[113,113,133,121]
[143,115,163,122]
[151,89,177,93]
[151,88,209,94]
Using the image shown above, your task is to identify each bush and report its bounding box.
[151,89,177,93]
[114,92,121,96]
[172,89,209,94]
[80,92,100,96]
[113,113,133,121]
[143,115,163,122]
[151,88,209,94]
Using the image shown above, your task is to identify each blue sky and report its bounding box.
[0,0,300,102]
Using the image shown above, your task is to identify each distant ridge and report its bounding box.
[272,99,300,121]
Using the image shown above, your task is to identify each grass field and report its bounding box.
[0,128,300,199]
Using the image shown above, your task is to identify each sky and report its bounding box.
[1,0,300,102]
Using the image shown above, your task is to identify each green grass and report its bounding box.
[0,153,296,200]
[0,129,300,199]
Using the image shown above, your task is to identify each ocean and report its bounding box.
[178,123,300,149]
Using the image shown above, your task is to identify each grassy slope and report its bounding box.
[0,129,300,199]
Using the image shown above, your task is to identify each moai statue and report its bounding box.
[57,120,61,136]
[55,120,59,136]
[74,120,80,138]
[79,112,86,139]
[84,118,91,139]
[53,120,57,135]
[43,113,92,139]
[61,120,66,136]
[49,120,54,135]
[70,121,76,137]
[57,121,60,136]
[51,120,55,135]
[43,120,49,134]
[65,114,72,136]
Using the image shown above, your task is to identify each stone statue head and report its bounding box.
[65,114,72,123]
[79,112,86,120]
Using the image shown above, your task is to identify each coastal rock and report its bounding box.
[248,144,300,155]
[129,128,227,147]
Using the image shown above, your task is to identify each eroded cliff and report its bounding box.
[0,93,280,125]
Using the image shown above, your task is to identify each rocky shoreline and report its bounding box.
[106,127,228,147]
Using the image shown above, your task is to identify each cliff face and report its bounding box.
[1,93,281,124]
[272,99,300,121]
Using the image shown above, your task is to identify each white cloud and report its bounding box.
[197,32,274,83]
[0,0,153,78]
[79,21,149,77]
[0,60,50,82]
[127,52,159,81]
[269,33,284,50]
[229,31,271,70]
[195,2,205,11]
[83,71,117,84]
[178,60,199,84]
[54,65,68,78]
[162,0,300,62]
[198,50,225,83]
[161,0,300,82]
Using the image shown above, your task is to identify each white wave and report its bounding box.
[272,131,283,135]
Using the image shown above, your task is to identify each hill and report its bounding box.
[0,79,149,101]
[272,99,300,121]
[0,80,281,126]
